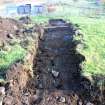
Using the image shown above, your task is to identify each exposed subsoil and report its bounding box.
[0,18,104,105]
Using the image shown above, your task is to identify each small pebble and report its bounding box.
[52,70,59,78]
[78,101,83,105]
[24,92,29,96]
[58,96,66,103]
[39,84,43,89]
[7,33,14,39]
[0,87,5,95]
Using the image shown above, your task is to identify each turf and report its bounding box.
[69,17,105,75]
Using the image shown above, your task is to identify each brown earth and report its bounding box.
[0,17,24,41]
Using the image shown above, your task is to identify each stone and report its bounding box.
[0,87,5,95]
[75,29,83,36]
[0,87,5,105]
[58,96,66,103]
[7,33,14,39]
[78,101,83,105]
[9,80,14,87]
[24,92,29,96]
[51,70,59,78]
[39,84,43,89]
[13,25,18,30]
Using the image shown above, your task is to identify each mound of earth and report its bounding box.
[0,18,24,39]
[0,18,26,50]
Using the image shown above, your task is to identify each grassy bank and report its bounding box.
[69,17,105,76]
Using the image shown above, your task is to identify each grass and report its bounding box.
[0,44,26,70]
[68,17,105,76]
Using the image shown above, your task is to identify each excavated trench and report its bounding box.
[27,19,91,105]
[33,20,85,91]
[3,19,104,105]
[29,19,105,105]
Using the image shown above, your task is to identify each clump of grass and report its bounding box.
[0,44,26,70]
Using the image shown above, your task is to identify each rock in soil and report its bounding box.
[51,70,59,78]
[57,96,66,103]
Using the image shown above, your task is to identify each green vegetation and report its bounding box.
[0,44,26,70]
[31,16,49,23]
[69,17,105,76]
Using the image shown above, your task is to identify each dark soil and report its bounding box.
[33,23,85,90]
